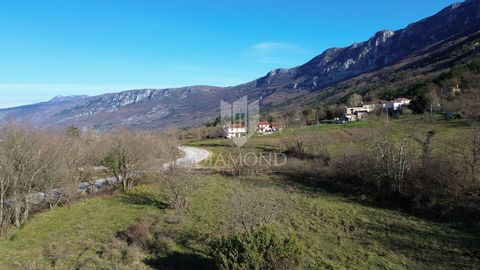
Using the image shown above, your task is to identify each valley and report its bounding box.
[0,1,479,269]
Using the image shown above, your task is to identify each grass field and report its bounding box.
[186,175,480,269]
[0,175,478,269]
[188,116,473,168]
[0,195,163,269]
[0,116,477,269]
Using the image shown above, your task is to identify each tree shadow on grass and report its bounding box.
[364,220,480,268]
[120,193,169,209]
[145,252,215,270]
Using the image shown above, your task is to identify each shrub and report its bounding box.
[221,148,273,176]
[210,226,302,270]
[75,239,147,270]
[162,167,199,209]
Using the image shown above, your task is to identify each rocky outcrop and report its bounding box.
[253,0,480,91]
[0,1,479,130]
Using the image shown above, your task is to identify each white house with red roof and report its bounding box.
[381,97,412,111]
[256,121,285,134]
[257,121,272,133]
[224,123,247,138]
[343,97,412,122]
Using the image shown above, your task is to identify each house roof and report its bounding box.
[227,123,246,128]
[377,97,411,104]
[362,102,380,105]
[345,106,366,110]
[393,97,411,102]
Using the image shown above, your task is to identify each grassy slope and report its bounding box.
[0,117,476,269]
[1,175,477,269]
[0,196,162,269]
[188,116,472,168]
[186,175,479,269]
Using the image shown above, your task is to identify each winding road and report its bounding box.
[163,146,210,169]
[84,146,209,192]
[9,146,210,206]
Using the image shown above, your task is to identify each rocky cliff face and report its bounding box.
[57,89,168,120]
[254,0,480,92]
[1,0,479,130]
[48,86,228,130]
[0,95,88,124]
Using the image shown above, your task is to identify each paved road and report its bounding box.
[7,146,210,205]
[84,146,210,191]
[163,146,210,170]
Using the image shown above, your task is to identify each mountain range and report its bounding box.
[1,0,480,131]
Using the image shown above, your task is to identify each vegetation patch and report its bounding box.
[0,196,162,269]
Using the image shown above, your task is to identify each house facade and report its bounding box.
[256,122,285,134]
[343,97,412,122]
[442,85,461,96]
[343,104,377,122]
[271,122,284,131]
[224,123,247,138]
[224,122,285,138]
[257,121,273,133]
[380,97,412,112]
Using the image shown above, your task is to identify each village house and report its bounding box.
[343,103,377,122]
[256,121,285,134]
[343,97,412,122]
[257,121,273,133]
[441,85,462,96]
[343,106,368,122]
[224,122,285,138]
[379,97,412,112]
[224,123,247,138]
[271,122,285,131]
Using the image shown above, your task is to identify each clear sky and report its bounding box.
[0,0,459,108]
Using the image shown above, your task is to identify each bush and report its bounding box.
[162,167,199,209]
[75,239,147,270]
[210,226,302,270]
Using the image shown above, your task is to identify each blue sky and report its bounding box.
[0,0,459,108]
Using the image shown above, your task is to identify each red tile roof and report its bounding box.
[227,123,246,128]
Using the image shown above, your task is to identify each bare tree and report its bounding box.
[371,124,417,193]
[162,165,198,209]
[0,123,173,233]
[327,104,345,119]
[428,90,441,117]
[468,124,480,183]
[0,123,56,227]
[301,109,312,125]
[103,130,163,191]
[0,149,11,232]
[226,186,292,233]
[73,134,105,194]
[451,123,480,183]
[415,130,436,164]
[314,107,326,124]
[38,135,77,208]
[283,110,296,128]
[347,93,363,107]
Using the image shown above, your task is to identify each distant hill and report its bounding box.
[1,0,479,130]
[0,95,88,125]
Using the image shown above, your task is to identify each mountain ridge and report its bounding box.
[1,0,479,130]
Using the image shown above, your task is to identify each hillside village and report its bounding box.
[223,96,412,138]
[1,1,480,269]
[224,121,284,138]
[342,97,412,122]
